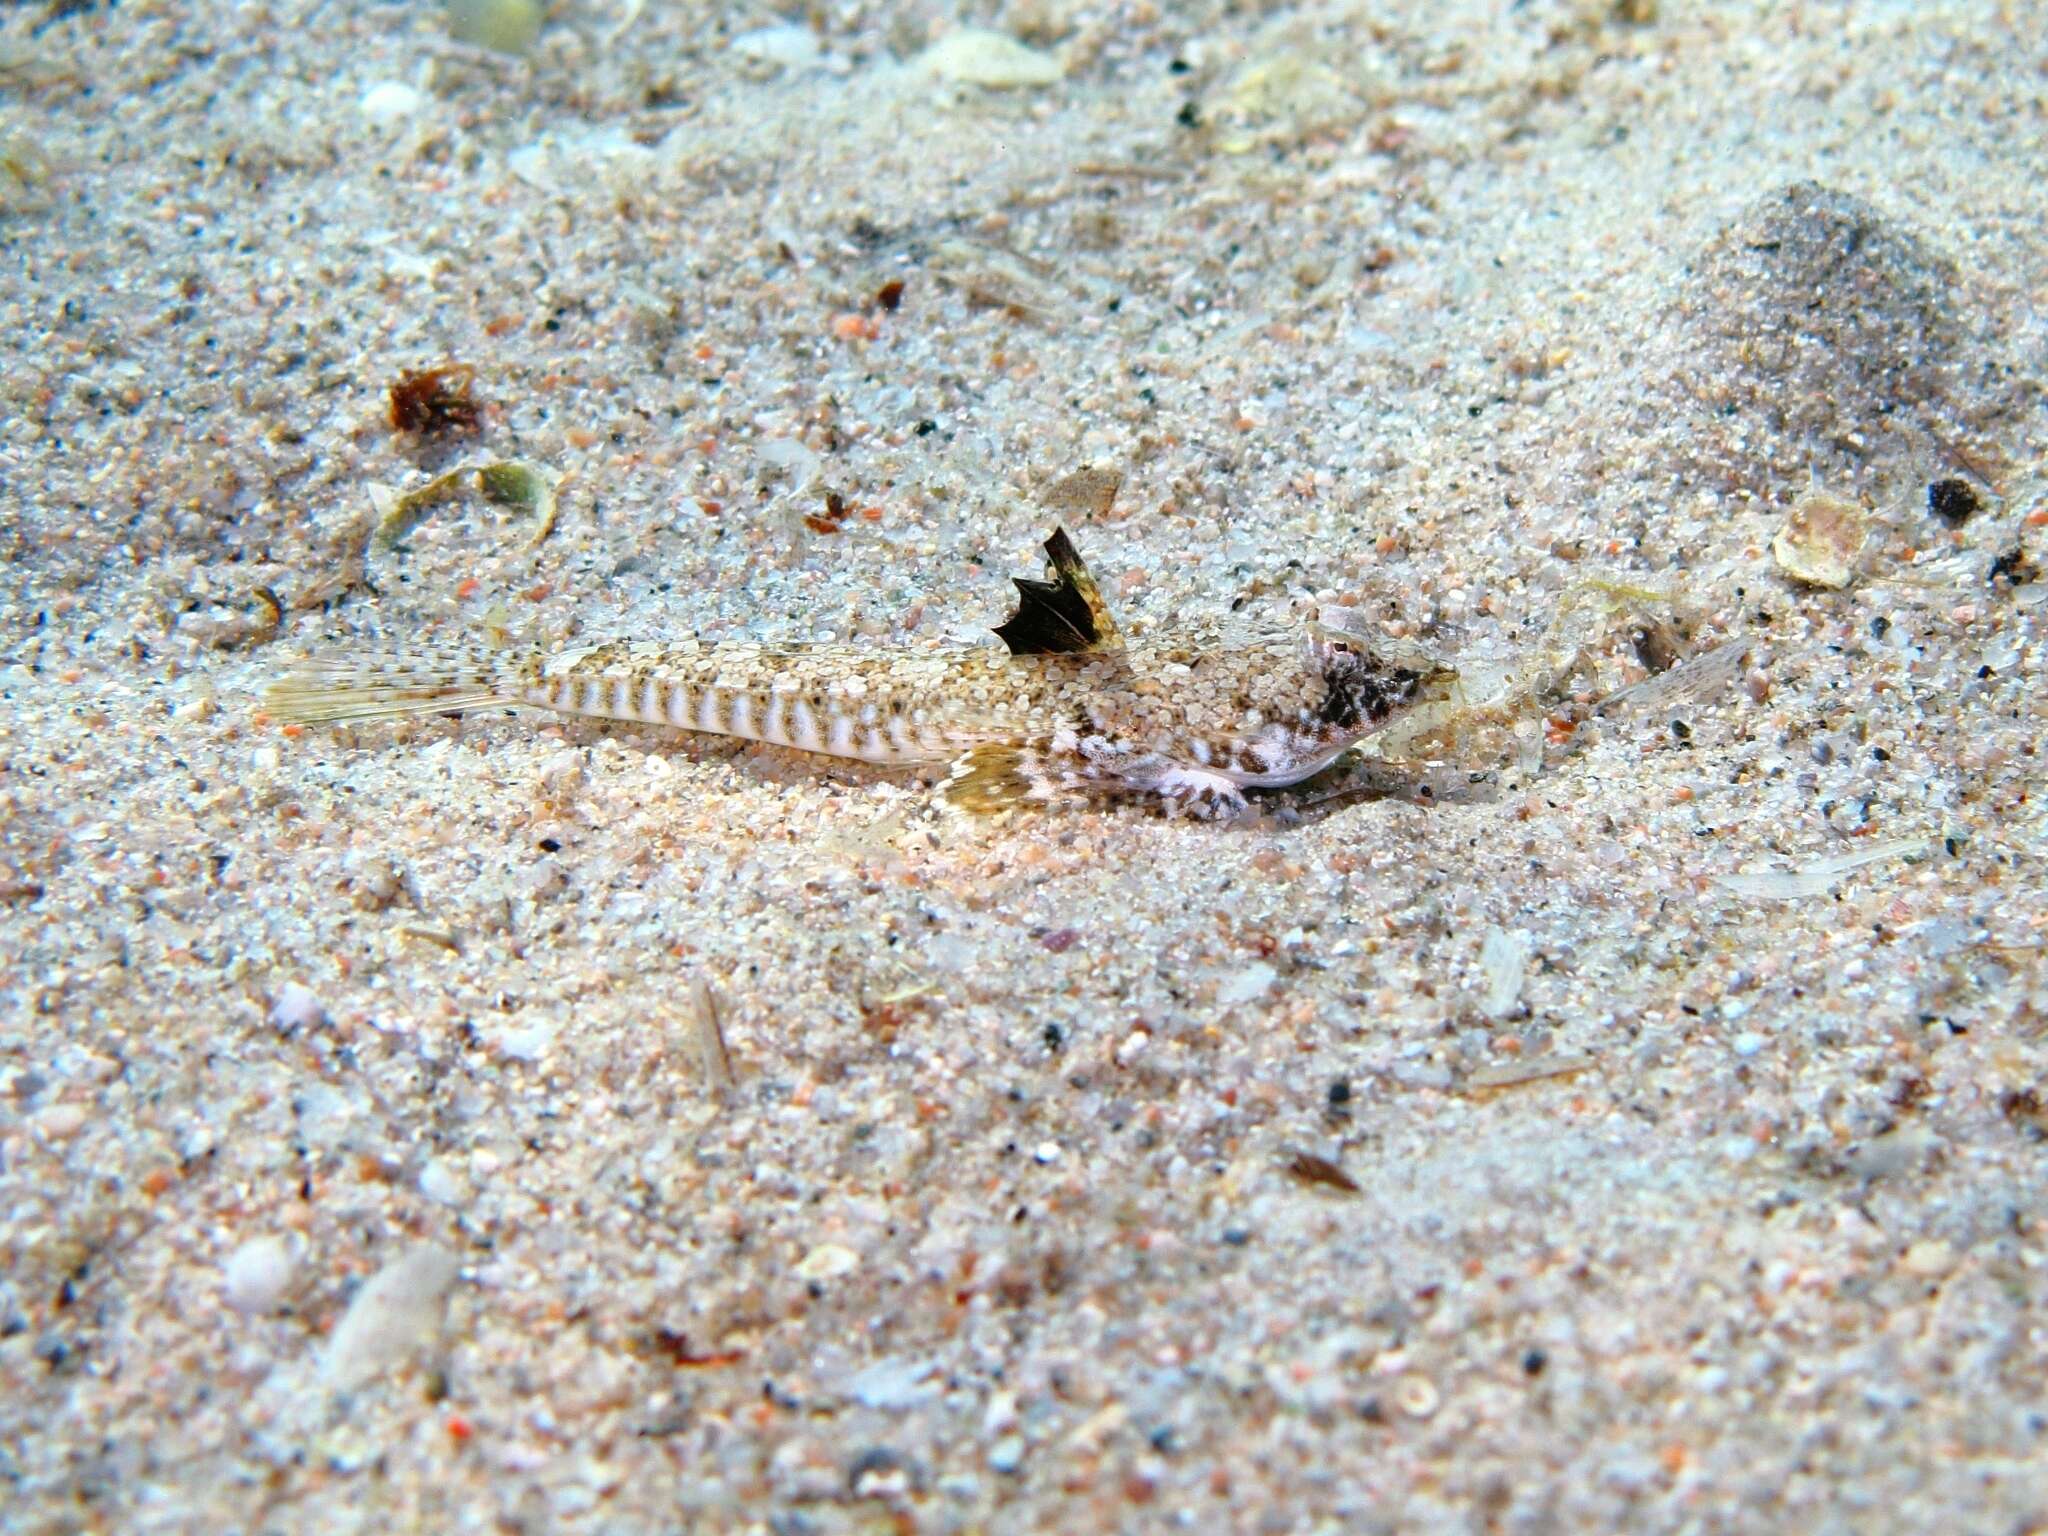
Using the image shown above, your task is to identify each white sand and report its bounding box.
[2,1,2044,1530]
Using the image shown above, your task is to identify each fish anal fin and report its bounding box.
[993,525,1125,657]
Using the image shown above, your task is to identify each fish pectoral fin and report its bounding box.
[992,526,1126,657]
[1120,761,1252,821]
[942,742,1051,814]
[943,740,1253,821]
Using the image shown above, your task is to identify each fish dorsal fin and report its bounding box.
[993,526,1125,656]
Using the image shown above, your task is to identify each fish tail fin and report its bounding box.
[263,644,532,725]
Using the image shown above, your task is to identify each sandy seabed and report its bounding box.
[2,2,2045,1532]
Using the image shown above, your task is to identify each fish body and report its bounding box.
[265,529,1455,819]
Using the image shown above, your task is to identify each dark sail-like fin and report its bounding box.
[993,526,1125,656]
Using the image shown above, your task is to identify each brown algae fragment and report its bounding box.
[1283,1151,1361,1194]
[389,363,481,436]
[0,115,58,209]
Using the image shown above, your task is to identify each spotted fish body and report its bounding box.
[264,529,1455,819]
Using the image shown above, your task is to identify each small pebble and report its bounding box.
[1731,1032,1765,1057]
[987,1434,1027,1473]
[1900,1238,1956,1278]
[268,981,328,1032]
[223,1235,295,1314]
[34,1102,88,1141]
[846,1356,940,1410]
[732,24,822,71]
[1032,1141,1061,1165]
[359,81,425,126]
[1217,963,1277,1007]
[795,1243,860,1282]
[418,1157,468,1206]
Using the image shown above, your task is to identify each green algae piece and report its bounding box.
[371,460,559,550]
[447,0,542,55]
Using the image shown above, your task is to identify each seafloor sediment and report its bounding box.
[1,3,2043,1532]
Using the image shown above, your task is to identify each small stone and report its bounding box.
[846,1356,940,1410]
[34,1102,87,1141]
[1031,1141,1061,1165]
[1217,963,1278,1007]
[418,1157,467,1206]
[1115,1028,1150,1065]
[223,1235,295,1313]
[268,981,327,1033]
[489,1020,556,1062]
[987,1434,1027,1473]
[733,24,822,71]
[915,29,1063,89]
[323,1243,460,1391]
[1731,1032,1766,1057]
[1900,1238,1956,1278]
[359,81,425,126]
[1390,1057,1453,1090]
[795,1243,860,1282]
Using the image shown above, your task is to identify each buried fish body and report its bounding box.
[263,528,1456,820]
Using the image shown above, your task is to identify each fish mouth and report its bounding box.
[1404,660,1462,707]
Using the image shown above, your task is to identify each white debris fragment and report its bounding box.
[846,1356,941,1410]
[733,25,823,71]
[418,1157,468,1206]
[359,81,425,126]
[268,981,328,1032]
[915,29,1063,88]
[323,1244,460,1391]
[1716,837,1930,900]
[1478,927,1533,1019]
[1218,963,1278,1007]
[794,1243,860,1282]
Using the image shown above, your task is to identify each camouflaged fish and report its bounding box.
[264,528,1456,819]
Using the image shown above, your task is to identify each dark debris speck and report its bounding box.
[1928,477,1980,525]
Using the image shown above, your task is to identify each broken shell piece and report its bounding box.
[795,1243,860,1282]
[1771,491,1868,590]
